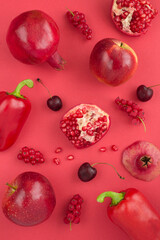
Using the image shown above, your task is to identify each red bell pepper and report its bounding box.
[97,188,160,240]
[0,79,33,151]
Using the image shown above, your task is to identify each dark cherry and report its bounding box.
[137,85,153,102]
[78,162,97,182]
[78,162,125,182]
[36,78,62,111]
[47,96,62,111]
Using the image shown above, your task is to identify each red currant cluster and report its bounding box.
[115,97,146,130]
[66,10,92,40]
[64,194,83,228]
[17,146,45,165]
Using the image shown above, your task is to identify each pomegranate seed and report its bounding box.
[53,157,61,165]
[67,155,74,160]
[99,147,107,152]
[111,145,118,151]
[55,147,62,153]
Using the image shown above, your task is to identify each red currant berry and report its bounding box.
[68,204,75,211]
[39,158,45,163]
[73,217,80,224]
[86,34,92,40]
[67,213,75,222]
[64,217,70,224]
[29,148,35,155]
[24,158,30,163]
[17,153,23,160]
[70,199,78,205]
[73,209,80,217]
[76,204,81,211]
[22,146,29,151]
[22,151,29,158]
[30,160,36,165]
[79,13,85,20]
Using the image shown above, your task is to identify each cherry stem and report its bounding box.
[6,183,17,191]
[91,163,125,180]
[137,117,146,132]
[36,78,52,98]
[148,84,160,88]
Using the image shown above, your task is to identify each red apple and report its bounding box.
[2,172,56,226]
[89,38,138,86]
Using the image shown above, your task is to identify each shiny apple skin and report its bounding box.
[2,172,56,226]
[89,38,138,86]
[6,10,59,64]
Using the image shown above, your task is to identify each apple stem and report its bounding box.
[91,163,125,180]
[137,117,146,132]
[148,83,160,88]
[120,42,123,47]
[6,183,17,191]
[36,78,52,99]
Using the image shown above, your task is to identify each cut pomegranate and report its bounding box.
[111,0,158,36]
[60,104,110,148]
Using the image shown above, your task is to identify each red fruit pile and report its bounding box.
[66,10,92,40]
[111,0,158,36]
[60,104,110,149]
[115,97,145,129]
[17,146,45,165]
[64,194,84,227]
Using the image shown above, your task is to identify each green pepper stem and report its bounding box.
[97,191,125,206]
[8,79,34,99]
[91,162,125,180]
[6,183,17,191]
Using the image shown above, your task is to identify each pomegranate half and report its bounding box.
[60,104,110,148]
[6,10,65,70]
[111,0,158,36]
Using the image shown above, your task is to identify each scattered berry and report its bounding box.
[53,157,61,165]
[99,147,107,152]
[64,194,84,229]
[111,145,118,151]
[67,155,74,160]
[17,147,45,165]
[36,78,62,111]
[115,97,146,131]
[66,10,92,40]
[55,147,63,153]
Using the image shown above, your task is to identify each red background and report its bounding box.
[0,0,160,239]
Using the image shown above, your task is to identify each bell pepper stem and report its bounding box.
[8,79,34,99]
[97,191,125,206]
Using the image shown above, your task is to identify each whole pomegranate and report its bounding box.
[111,0,158,36]
[60,104,110,148]
[6,10,65,69]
